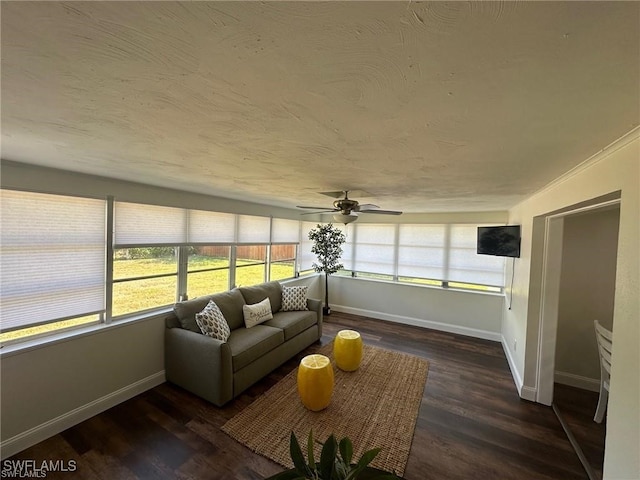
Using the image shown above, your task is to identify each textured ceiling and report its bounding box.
[1,1,638,213]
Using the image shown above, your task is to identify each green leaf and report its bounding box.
[289,431,311,476]
[264,469,307,480]
[345,447,382,479]
[356,448,381,469]
[319,434,338,479]
[338,437,353,467]
[307,430,316,473]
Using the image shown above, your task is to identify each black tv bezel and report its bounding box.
[477,225,521,258]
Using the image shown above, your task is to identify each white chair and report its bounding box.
[593,320,613,423]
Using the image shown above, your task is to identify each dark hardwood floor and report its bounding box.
[553,383,606,479]
[6,313,589,479]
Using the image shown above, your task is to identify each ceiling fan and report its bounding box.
[297,191,402,223]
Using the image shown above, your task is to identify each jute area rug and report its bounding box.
[221,343,429,476]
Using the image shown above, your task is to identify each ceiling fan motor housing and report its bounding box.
[333,198,359,214]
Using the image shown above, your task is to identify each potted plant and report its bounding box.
[309,223,346,316]
[265,431,402,480]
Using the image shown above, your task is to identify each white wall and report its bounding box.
[329,276,505,341]
[504,129,639,479]
[555,207,619,389]
[0,315,166,457]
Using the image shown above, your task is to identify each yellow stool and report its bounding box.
[297,354,334,411]
[333,330,363,371]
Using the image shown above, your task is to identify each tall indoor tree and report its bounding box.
[309,223,346,315]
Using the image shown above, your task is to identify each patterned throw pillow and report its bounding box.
[281,285,309,311]
[195,300,231,342]
[242,297,273,328]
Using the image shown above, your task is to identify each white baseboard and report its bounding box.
[554,370,600,392]
[331,304,502,342]
[500,335,536,401]
[1,371,166,459]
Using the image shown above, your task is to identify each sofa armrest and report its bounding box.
[306,298,323,337]
[165,327,233,406]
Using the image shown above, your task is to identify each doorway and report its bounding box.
[536,197,621,479]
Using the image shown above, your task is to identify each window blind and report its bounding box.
[448,225,505,286]
[237,214,270,243]
[271,218,300,243]
[337,224,354,271]
[114,202,187,245]
[397,224,446,280]
[0,190,106,331]
[188,209,236,243]
[353,224,396,275]
[299,221,318,271]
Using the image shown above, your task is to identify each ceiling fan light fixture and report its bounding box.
[333,213,358,224]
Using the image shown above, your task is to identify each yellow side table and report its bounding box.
[334,330,363,371]
[297,354,334,411]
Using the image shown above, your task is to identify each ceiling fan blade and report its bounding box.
[359,209,403,215]
[300,210,337,215]
[297,205,334,210]
[320,189,370,199]
[355,203,379,211]
[319,191,347,199]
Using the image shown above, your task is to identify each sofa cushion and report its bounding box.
[195,300,231,341]
[281,285,309,311]
[174,288,246,332]
[227,325,284,372]
[242,297,273,328]
[239,281,282,313]
[264,310,317,341]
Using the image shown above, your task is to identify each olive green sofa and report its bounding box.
[165,281,322,406]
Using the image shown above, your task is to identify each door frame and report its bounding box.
[535,198,620,405]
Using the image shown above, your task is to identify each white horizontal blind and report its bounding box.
[299,221,318,271]
[188,210,236,243]
[448,225,505,286]
[0,190,106,331]
[337,224,354,271]
[115,202,187,245]
[271,218,300,243]
[237,214,270,243]
[397,224,446,280]
[353,224,396,275]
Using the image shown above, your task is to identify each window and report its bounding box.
[1,184,504,346]
[353,224,396,276]
[358,223,505,291]
[270,244,296,281]
[0,190,106,341]
[299,221,319,274]
[270,218,299,281]
[398,224,446,283]
[236,245,267,286]
[447,225,504,288]
[113,202,186,317]
[185,210,236,299]
[112,247,178,317]
[187,246,230,299]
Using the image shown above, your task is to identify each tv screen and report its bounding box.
[477,225,521,258]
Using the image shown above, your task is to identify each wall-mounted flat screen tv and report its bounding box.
[477,225,521,258]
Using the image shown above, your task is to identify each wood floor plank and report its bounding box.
[6,312,591,479]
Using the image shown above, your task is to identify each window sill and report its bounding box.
[0,308,172,359]
[335,274,505,297]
